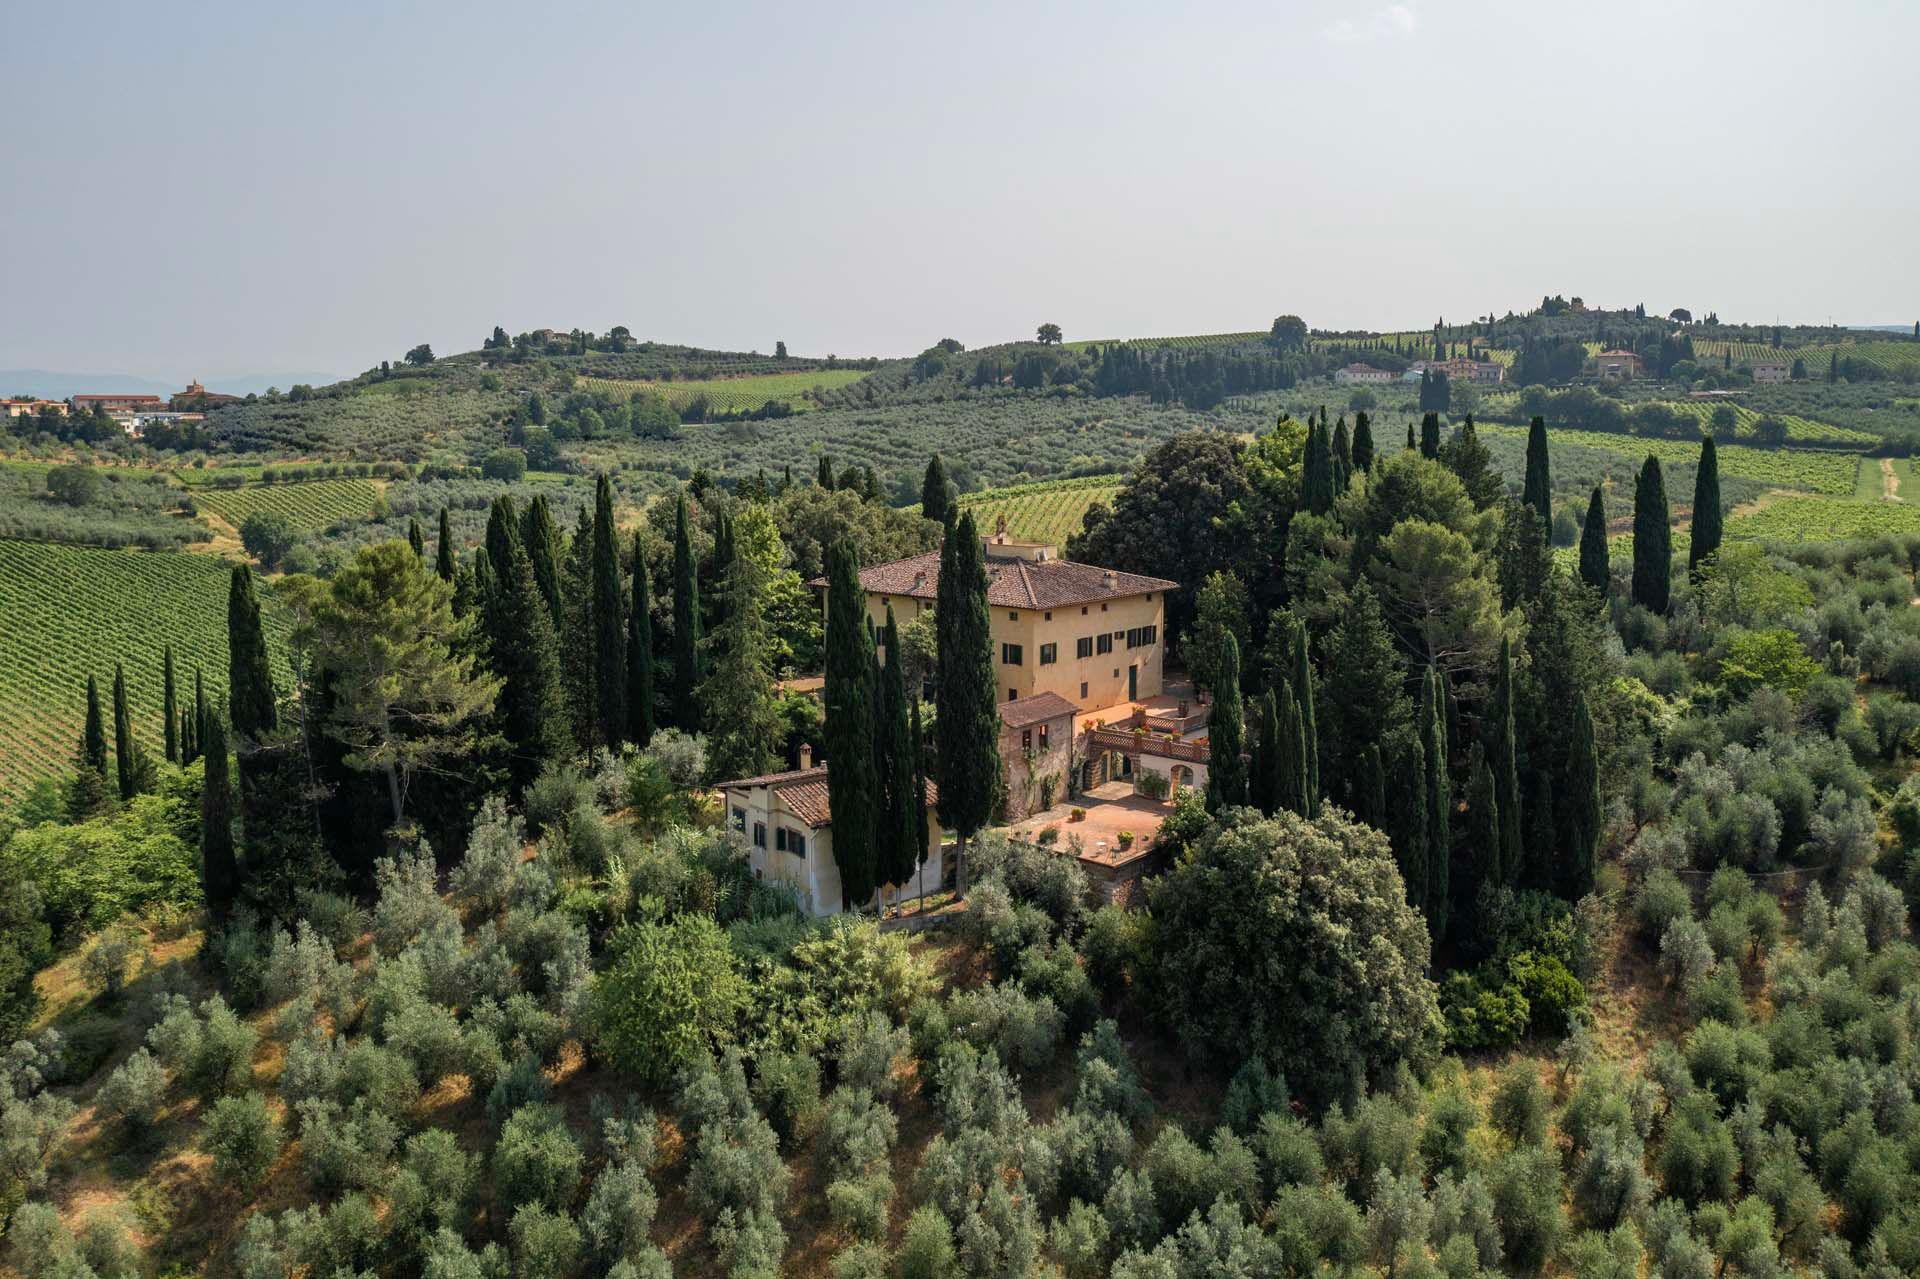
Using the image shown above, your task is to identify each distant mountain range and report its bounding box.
[1850,324,1916,334]
[0,369,343,399]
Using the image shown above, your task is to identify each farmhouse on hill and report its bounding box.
[1594,349,1643,380]
[1333,362,1395,384]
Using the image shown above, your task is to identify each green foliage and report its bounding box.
[0,794,200,942]
[495,1103,584,1213]
[202,1091,282,1189]
[590,914,747,1085]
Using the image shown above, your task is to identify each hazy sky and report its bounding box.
[4,0,1915,380]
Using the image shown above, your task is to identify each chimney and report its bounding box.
[799,743,813,770]
[1103,569,1116,590]
[912,569,926,590]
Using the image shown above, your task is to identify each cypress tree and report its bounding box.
[112,663,138,802]
[1205,634,1248,811]
[1522,415,1552,528]
[1359,743,1386,829]
[1527,771,1556,892]
[706,506,737,632]
[1689,435,1723,578]
[558,505,597,753]
[935,511,1002,896]
[191,669,207,765]
[823,541,879,911]
[480,497,566,796]
[1421,667,1450,935]
[921,455,950,524]
[817,455,835,489]
[1301,419,1334,515]
[227,566,277,740]
[407,517,424,558]
[1292,628,1319,815]
[1420,411,1441,460]
[1331,418,1352,494]
[522,494,563,625]
[1631,455,1672,613]
[1274,684,1306,816]
[590,474,627,750]
[877,607,920,892]
[671,491,703,729]
[1391,729,1428,912]
[1564,691,1601,899]
[1463,744,1500,947]
[162,645,179,764]
[1490,635,1523,888]
[1250,690,1279,815]
[1579,485,1610,593]
[626,531,655,749]
[200,714,238,923]
[69,675,111,820]
[911,696,931,896]
[1352,411,1375,473]
[435,508,457,583]
[1405,421,1416,452]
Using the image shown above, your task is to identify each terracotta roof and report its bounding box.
[999,691,1079,729]
[717,764,938,830]
[828,544,1177,610]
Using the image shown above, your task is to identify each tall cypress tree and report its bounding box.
[1463,744,1500,948]
[1527,772,1556,892]
[112,663,138,802]
[558,505,597,754]
[1301,419,1334,515]
[671,491,703,730]
[823,541,879,911]
[921,455,950,525]
[590,474,627,750]
[1391,729,1428,912]
[1522,415,1552,528]
[877,607,921,892]
[435,508,457,583]
[1489,635,1523,888]
[69,674,112,819]
[162,645,179,764]
[1251,690,1279,815]
[1579,485,1610,593]
[480,497,566,796]
[191,669,207,765]
[1631,456,1672,614]
[1421,667,1450,935]
[1563,691,1601,899]
[910,696,932,902]
[935,511,1002,896]
[200,714,238,923]
[1352,411,1375,473]
[1331,418,1353,494]
[626,530,655,748]
[1359,743,1386,829]
[1420,411,1441,460]
[817,455,835,489]
[227,566,277,741]
[1292,628,1319,816]
[1205,634,1248,812]
[522,494,563,625]
[1275,684,1306,817]
[407,517,424,558]
[1405,421,1416,452]
[1689,435,1723,578]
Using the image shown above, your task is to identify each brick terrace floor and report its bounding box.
[1002,782,1176,865]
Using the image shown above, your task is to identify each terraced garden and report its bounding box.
[926,475,1126,545]
[577,369,870,414]
[0,541,289,804]
[192,477,383,532]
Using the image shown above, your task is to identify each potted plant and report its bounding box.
[1116,831,1135,851]
[1069,807,1086,822]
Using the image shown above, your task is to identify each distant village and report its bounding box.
[1,380,238,436]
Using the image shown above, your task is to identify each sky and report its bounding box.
[3,0,1916,382]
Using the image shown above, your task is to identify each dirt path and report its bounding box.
[1883,457,1902,502]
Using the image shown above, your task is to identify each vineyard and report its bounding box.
[1486,424,1862,496]
[0,541,289,804]
[193,477,383,532]
[929,476,1126,545]
[576,369,871,414]
[1726,494,1920,544]
[1654,400,1877,446]
[1690,338,1920,380]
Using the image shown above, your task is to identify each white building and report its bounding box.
[1752,361,1791,384]
[1333,363,1395,385]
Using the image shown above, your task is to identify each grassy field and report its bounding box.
[577,369,871,414]
[192,477,382,532]
[1488,424,1862,496]
[922,476,1126,545]
[0,541,288,805]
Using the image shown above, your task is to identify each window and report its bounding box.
[752,822,766,848]
[1044,612,1052,621]
[1039,642,1057,665]
[1081,606,1088,615]
[1125,625,1159,649]
[789,830,807,858]
[1101,602,1109,612]
[1021,729,1032,751]
[1080,682,1089,698]
[1008,688,1018,701]
[775,828,787,851]
[1038,724,1050,751]
[1096,633,1113,655]
[1076,637,1093,659]
[731,806,746,833]
[1008,611,1019,621]
[1001,642,1023,665]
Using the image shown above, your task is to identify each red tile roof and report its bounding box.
[998,691,1079,729]
[829,544,1177,610]
[717,764,938,830]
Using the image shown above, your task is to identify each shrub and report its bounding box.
[525,765,592,841]
[203,1091,282,1189]
[831,1010,908,1097]
[750,1048,821,1149]
[452,796,525,917]
[590,915,748,1087]
[81,929,141,1003]
[645,729,709,788]
[482,448,528,481]
[945,980,1064,1071]
[495,1104,584,1214]
[96,1048,167,1134]
[832,1240,892,1279]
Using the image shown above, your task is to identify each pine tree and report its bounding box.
[200,714,238,923]
[112,663,139,802]
[408,517,425,558]
[1292,628,1319,815]
[1420,411,1441,460]
[480,498,566,796]
[162,645,179,764]
[1563,691,1601,899]
[435,508,457,583]
[935,511,1002,895]
[1522,415,1552,528]
[521,494,563,625]
[626,531,655,748]
[590,474,627,750]
[1391,729,1428,912]
[1205,634,1248,811]
[1421,667,1450,935]
[921,455,950,525]
[671,491,703,730]
[1689,435,1723,578]
[1489,635,1523,888]
[1631,456,1672,613]
[227,566,277,741]
[877,607,921,892]
[1301,419,1334,515]
[1352,411,1375,473]
[1579,485,1610,593]
[823,541,879,911]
